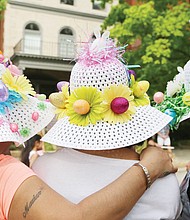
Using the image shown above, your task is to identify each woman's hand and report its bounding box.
[140,146,178,183]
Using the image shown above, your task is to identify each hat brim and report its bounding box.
[0,96,55,144]
[180,112,190,124]
[42,105,172,150]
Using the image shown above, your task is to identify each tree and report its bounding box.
[0,0,7,11]
[0,0,7,22]
[100,0,190,97]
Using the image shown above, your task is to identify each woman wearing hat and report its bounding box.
[153,60,190,220]
[32,32,182,219]
[0,53,178,220]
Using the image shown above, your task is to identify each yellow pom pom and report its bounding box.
[73,99,90,115]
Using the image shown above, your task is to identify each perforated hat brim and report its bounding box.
[0,96,55,144]
[42,105,172,150]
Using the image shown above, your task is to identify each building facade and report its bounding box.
[0,0,113,95]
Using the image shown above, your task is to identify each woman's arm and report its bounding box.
[8,147,177,220]
[8,168,146,220]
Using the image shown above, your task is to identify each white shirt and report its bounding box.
[29,150,37,159]
[32,148,182,220]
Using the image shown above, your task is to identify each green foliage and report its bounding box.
[101,0,190,98]
[0,0,7,11]
[142,39,171,65]
[102,2,129,29]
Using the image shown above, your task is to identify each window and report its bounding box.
[25,23,39,31]
[92,0,103,10]
[24,23,41,55]
[60,28,73,35]
[59,28,75,58]
[60,0,74,5]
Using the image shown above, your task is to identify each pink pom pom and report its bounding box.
[10,123,19,132]
[111,97,129,114]
[32,112,39,121]
[8,65,21,76]
[153,92,164,104]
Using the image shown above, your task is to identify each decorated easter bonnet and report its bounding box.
[0,53,55,144]
[153,60,190,130]
[42,31,172,150]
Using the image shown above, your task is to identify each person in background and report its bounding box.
[157,124,171,147]
[178,161,190,220]
[186,162,190,199]
[157,124,173,157]
[21,134,43,167]
[152,59,190,220]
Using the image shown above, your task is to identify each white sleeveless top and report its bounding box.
[32,148,182,220]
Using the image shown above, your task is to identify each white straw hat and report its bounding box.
[42,31,172,150]
[0,53,55,144]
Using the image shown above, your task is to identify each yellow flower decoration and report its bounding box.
[66,86,103,126]
[49,85,69,119]
[102,84,136,123]
[182,92,190,106]
[130,76,150,106]
[133,93,150,106]
[2,69,35,99]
